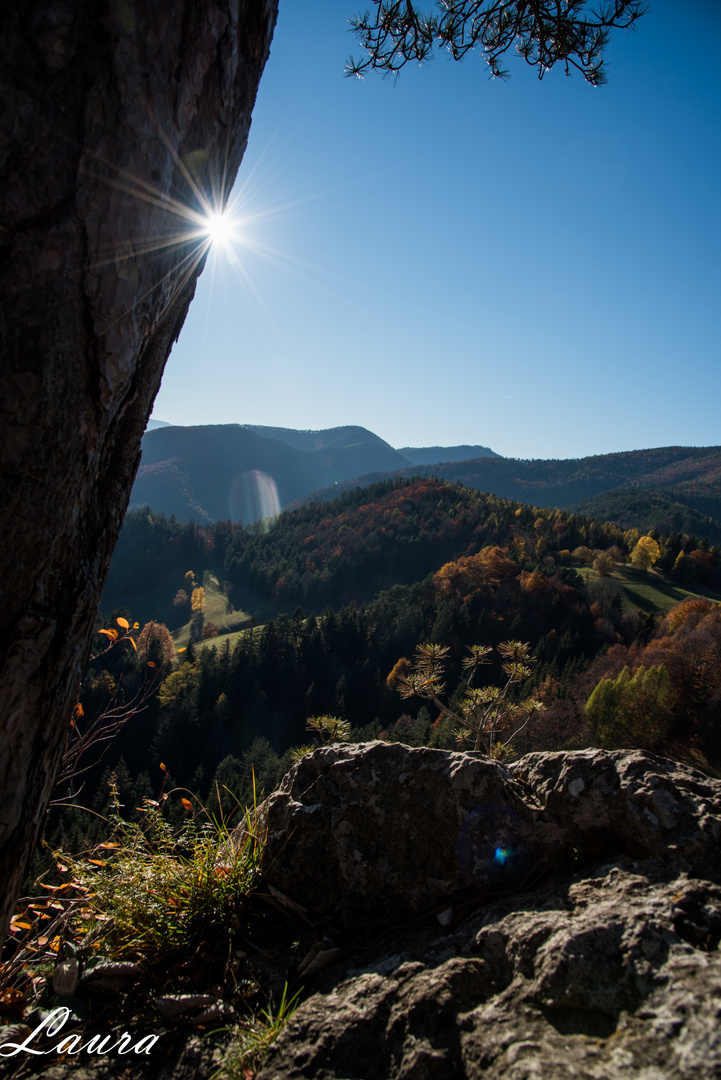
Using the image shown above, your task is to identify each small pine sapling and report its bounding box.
[291,715,351,760]
[397,641,544,758]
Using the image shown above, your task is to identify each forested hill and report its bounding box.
[129,423,503,524]
[104,476,721,629]
[289,446,721,541]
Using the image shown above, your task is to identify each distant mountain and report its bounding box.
[286,445,721,541]
[130,424,721,542]
[146,418,171,431]
[129,424,410,523]
[399,444,500,465]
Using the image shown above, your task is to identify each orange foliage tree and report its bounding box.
[433,546,518,601]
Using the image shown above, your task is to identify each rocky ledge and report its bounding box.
[252,743,721,1079]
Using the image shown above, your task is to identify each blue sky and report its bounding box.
[152,1,720,460]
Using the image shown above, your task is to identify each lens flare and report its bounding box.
[457,804,532,886]
[229,470,280,528]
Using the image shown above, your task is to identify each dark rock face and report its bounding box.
[0,0,277,941]
[252,743,721,1079]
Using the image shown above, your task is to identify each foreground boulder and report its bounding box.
[255,742,721,926]
[252,743,721,1079]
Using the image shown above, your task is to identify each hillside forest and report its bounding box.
[32,477,721,885]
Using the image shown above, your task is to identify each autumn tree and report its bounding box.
[0,0,277,944]
[137,622,176,668]
[190,586,207,643]
[631,536,661,571]
[672,551,696,584]
[347,1,646,84]
[434,546,518,600]
[593,552,615,577]
[386,656,413,689]
[173,589,191,619]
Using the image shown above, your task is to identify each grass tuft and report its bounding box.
[60,784,263,958]
[218,982,300,1079]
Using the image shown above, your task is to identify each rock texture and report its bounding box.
[252,744,721,1079]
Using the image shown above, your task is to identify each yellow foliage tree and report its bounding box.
[630,536,660,571]
[191,586,206,614]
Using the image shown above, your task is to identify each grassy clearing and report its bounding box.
[577,564,721,614]
[169,575,276,653]
[193,625,259,654]
[171,574,254,650]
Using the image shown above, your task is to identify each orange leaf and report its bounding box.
[74,703,84,719]
[129,637,137,651]
[177,647,186,653]
[98,628,118,641]
[159,763,166,772]
[147,660,156,668]
[117,617,130,629]
[10,920,32,932]
[56,862,68,872]
[97,842,120,849]
[0,988,25,1011]
[181,798,192,811]
[87,859,107,866]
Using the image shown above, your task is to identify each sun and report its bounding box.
[203,211,236,248]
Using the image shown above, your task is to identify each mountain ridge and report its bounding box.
[130,423,721,539]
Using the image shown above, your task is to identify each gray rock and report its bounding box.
[250,743,721,1079]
